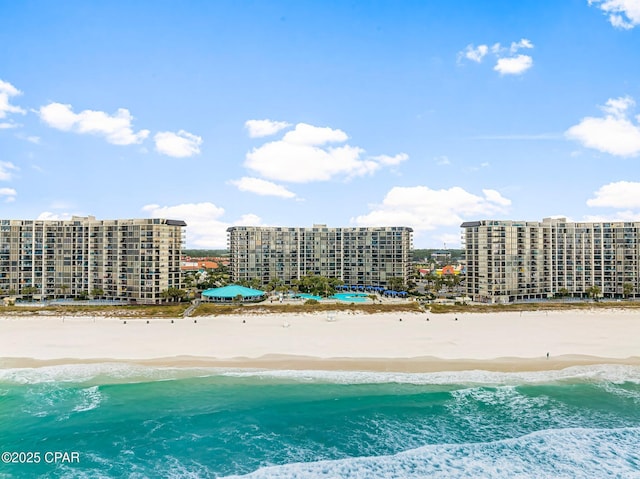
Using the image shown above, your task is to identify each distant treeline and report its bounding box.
[413,249,464,261]
[183,249,229,257]
[184,248,463,260]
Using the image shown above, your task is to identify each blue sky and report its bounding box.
[1,0,640,248]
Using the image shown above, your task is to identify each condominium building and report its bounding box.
[462,218,640,303]
[227,225,413,287]
[0,216,186,304]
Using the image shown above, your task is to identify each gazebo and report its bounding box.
[201,285,266,303]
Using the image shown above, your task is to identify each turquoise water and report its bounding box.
[296,293,323,301]
[332,292,369,303]
[1,364,640,478]
[296,293,370,302]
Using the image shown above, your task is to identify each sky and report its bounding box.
[1,0,640,249]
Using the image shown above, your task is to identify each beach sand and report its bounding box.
[1,309,639,372]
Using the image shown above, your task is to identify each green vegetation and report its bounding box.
[0,304,189,318]
[412,249,464,262]
[161,287,187,302]
[291,274,343,297]
[4,298,640,319]
[183,249,228,257]
[192,301,423,316]
[586,285,602,300]
[386,276,406,292]
[427,301,640,314]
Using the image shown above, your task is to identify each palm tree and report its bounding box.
[22,286,38,300]
[90,288,104,299]
[387,276,405,292]
[586,285,601,301]
[160,287,186,303]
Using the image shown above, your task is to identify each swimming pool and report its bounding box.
[296,293,323,301]
[295,292,371,302]
[332,292,370,303]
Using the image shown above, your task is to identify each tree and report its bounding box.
[387,276,405,292]
[161,287,186,302]
[90,288,104,299]
[238,278,262,289]
[59,284,69,298]
[266,278,284,292]
[623,282,634,299]
[557,287,569,298]
[586,285,601,301]
[294,274,342,297]
[21,286,38,300]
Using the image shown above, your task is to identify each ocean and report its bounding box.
[1,364,639,478]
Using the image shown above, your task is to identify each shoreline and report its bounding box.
[2,309,640,373]
[2,354,640,374]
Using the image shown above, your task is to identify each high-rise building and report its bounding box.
[227,225,413,287]
[0,216,186,304]
[462,217,640,303]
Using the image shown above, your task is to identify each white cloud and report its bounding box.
[351,185,511,231]
[0,79,26,120]
[0,161,19,181]
[494,54,533,75]
[583,210,640,222]
[281,123,349,145]
[0,122,20,129]
[244,122,408,183]
[153,130,202,158]
[14,132,40,143]
[229,177,296,198]
[36,211,74,221]
[435,155,451,165]
[459,39,534,75]
[464,161,490,173]
[509,38,534,53]
[589,0,640,29]
[38,102,149,145]
[459,44,489,63]
[565,95,640,157]
[587,181,640,208]
[0,187,17,202]
[370,153,409,166]
[142,202,263,248]
[245,119,291,138]
[602,95,634,117]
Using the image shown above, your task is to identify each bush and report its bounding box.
[304,299,319,305]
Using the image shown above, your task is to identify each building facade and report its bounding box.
[227,225,413,287]
[462,218,640,303]
[0,216,186,304]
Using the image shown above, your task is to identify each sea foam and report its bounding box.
[221,427,640,479]
[220,363,640,386]
[2,362,640,386]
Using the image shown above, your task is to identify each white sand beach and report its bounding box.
[1,309,640,372]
